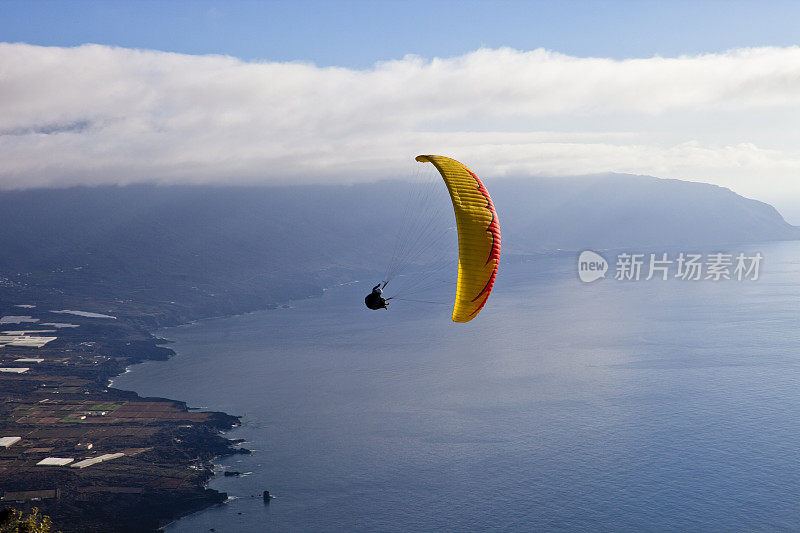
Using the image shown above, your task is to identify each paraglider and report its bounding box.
[365,283,389,310]
[365,155,501,323]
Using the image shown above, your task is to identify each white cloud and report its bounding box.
[2,42,800,209]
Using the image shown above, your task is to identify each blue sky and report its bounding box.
[2,0,800,67]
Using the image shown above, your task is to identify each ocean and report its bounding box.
[114,241,800,532]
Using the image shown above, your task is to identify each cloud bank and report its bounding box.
[2,42,800,204]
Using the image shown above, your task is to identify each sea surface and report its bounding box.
[114,242,800,532]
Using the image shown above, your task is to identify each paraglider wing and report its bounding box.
[415,155,501,322]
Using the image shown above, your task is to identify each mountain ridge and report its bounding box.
[0,173,795,317]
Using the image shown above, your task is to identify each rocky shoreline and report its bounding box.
[0,293,263,532]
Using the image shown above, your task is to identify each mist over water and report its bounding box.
[115,242,800,532]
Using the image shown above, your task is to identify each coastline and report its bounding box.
[0,256,361,532]
[111,283,363,530]
[0,292,294,533]
[108,320,249,528]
